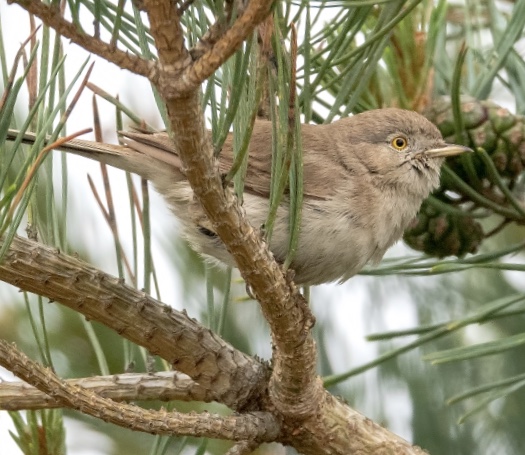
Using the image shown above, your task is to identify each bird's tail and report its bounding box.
[6,129,185,182]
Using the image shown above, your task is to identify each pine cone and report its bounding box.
[404,97,525,258]
[425,97,525,181]
[403,200,484,258]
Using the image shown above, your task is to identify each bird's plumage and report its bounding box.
[9,108,470,284]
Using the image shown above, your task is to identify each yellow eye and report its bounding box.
[391,136,408,150]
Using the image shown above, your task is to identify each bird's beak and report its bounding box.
[421,144,474,159]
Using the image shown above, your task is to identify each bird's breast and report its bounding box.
[281,186,426,284]
[175,180,429,285]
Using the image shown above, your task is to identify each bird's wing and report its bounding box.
[218,120,346,200]
[8,121,345,201]
[123,124,278,198]
[216,121,274,198]
[122,121,343,201]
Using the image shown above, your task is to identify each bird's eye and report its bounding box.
[391,136,408,151]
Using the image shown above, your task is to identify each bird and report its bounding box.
[10,109,472,285]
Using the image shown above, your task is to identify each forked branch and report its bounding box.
[0,339,280,441]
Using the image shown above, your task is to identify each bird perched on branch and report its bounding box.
[10,109,471,285]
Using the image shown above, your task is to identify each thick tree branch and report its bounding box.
[139,0,276,96]
[0,235,429,453]
[0,371,211,411]
[0,235,269,410]
[0,339,281,442]
[142,0,188,67]
[8,0,154,79]
[144,0,322,421]
[282,391,429,455]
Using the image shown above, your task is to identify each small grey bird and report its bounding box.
[12,108,471,285]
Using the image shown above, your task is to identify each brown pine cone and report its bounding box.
[425,97,525,181]
[403,200,484,258]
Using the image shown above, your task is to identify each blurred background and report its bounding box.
[2,0,525,454]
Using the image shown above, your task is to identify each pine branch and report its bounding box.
[0,371,212,411]
[0,235,269,410]
[7,0,154,78]
[0,235,428,454]
[177,0,274,92]
[143,0,323,422]
[0,339,280,441]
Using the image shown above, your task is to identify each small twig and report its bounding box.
[8,0,153,78]
[91,96,136,284]
[25,15,39,111]
[189,19,229,60]
[188,0,239,60]
[86,174,135,282]
[0,25,41,112]
[0,371,212,411]
[171,0,274,93]
[485,219,510,238]
[2,129,92,235]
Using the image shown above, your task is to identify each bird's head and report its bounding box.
[337,108,472,195]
